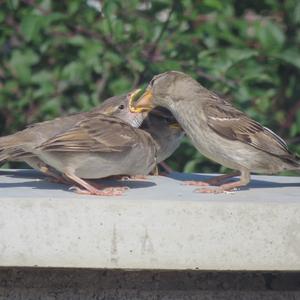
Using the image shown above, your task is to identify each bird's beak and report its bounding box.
[169,122,182,130]
[130,89,154,113]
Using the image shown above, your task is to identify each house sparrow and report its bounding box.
[99,94,184,169]
[0,91,158,195]
[0,94,145,181]
[33,112,157,195]
[130,71,300,193]
[141,106,184,165]
[1,92,183,179]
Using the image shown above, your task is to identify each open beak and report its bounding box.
[169,122,182,130]
[129,89,154,113]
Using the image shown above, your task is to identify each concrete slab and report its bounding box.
[0,169,299,270]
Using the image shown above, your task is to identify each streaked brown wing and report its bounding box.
[205,101,291,157]
[36,114,139,153]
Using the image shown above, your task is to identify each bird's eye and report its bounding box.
[118,104,125,110]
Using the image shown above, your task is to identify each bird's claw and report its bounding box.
[69,186,125,196]
[194,187,237,194]
[182,180,210,187]
[121,175,147,180]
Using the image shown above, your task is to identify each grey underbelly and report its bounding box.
[190,133,294,173]
[35,150,155,179]
[156,133,184,163]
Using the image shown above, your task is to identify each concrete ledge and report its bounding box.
[0,169,299,271]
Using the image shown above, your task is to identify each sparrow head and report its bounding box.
[98,91,148,128]
[130,71,201,113]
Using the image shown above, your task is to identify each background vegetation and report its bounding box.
[1,0,300,173]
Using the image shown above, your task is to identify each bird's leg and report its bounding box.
[182,179,209,186]
[106,175,147,180]
[159,161,173,174]
[37,162,70,184]
[120,174,148,180]
[126,175,148,180]
[88,180,128,192]
[152,163,159,176]
[123,160,159,180]
[183,171,240,187]
[205,171,240,186]
[195,169,250,194]
[65,172,124,196]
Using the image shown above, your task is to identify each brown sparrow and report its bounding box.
[0,92,156,195]
[130,71,300,193]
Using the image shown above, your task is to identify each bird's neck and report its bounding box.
[163,99,197,134]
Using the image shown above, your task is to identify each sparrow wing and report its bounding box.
[36,114,139,153]
[205,101,292,158]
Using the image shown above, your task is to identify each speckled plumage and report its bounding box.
[0,94,156,195]
[1,92,184,173]
[35,112,157,179]
[132,71,300,192]
[0,95,143,166]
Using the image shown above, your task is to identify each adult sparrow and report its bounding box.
[130,71,300,193]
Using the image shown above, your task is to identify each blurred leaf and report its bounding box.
[183,159,201,173]
[20,14,44,42]
[41,97,61,116]
[293,1,300,24]
[62,62,87,82]
[203,0,223,10]
[109,76,131,94]
[67,35,87,46]
[9,49,39,83]
[7,0,19,9]
[275,49,300,69]
[257,21,285,51]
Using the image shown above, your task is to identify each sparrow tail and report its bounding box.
[0,135,28,163]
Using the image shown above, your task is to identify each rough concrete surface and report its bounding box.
[0,169,300,271]
[0,169,300,299]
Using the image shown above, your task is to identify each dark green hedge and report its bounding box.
[1,0,299,173]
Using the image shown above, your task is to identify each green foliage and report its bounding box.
[1,0,300,173]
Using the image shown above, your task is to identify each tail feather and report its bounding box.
[0,134,29,163]
[0,134,17,148]
[280,153,300,171]
[0,135,14,163]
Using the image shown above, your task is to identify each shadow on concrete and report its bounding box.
[1,169,299,191]
[0,169,156,191]
[0,180,71,191]
[0,169,43,178]
[168,172,300,189]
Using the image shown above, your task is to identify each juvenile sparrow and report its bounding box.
[141,106,184,165]
[0,92,158,195]
[33,112,157,195]
[101,99,184,176]
[0,94,144,182]
[1,92,183,179]
[130,71,300,193]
